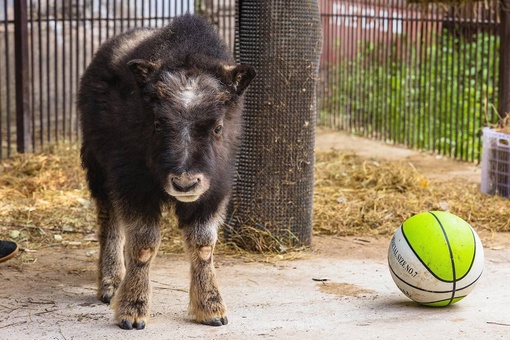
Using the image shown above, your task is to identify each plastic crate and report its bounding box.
[481,127,510,197]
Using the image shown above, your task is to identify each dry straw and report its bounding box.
[0,143,508,256]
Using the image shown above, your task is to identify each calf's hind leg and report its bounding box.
[183,220,227,326]
[96,199,125,303]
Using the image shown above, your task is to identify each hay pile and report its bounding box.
[314,151,509,236]
[0,144,508,255]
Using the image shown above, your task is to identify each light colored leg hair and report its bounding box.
[183,215,228,326]
[111,217,161,330]
[96,200,125,304]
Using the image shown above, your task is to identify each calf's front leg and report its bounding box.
[183,220,227,326]
[111,218,161,330]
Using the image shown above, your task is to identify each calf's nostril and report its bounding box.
[172,177,199,193]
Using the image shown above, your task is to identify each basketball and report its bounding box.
[388,211,484,306]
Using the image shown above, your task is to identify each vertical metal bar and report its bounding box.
[359,2,366,136]
[154,0,157,27]
[464,5,474,162]
[486,2,495,125]
[498,0,510,122]
[54,0,58,142]
[62,0,67,141]
[396,0,404,145]
[455,7,464,160]
[414,5,421,148]
[0,0,4,158]
[401,3,409,147]
[418,5,425,149]
[382,1,391,142]
[450,6,457,158]
[426,2,432,151]
[113,0,117,35]
[471,5,481,162]
[463,5,475,161]
[68,0,74,141]
[348,0,355,133]
[370,4,378,139]
[14,0,32,153]
[389,0,397,144]
[99,0,103,44]
[46,0,51,143]
[338,7,345,129]
[488,2,498,122]
[127,0,131,29]
[91,0,94,54]
[365,3,372,138]
[106,0,110,38]
[120,0,124,31]
[433,4,441,154]
[83,0,87,70]
[161,0,165,27]
[76,0,81,139]
[333,9,340,129]
[457,5,464,157]
[323,11,330,128]
[358,0,365,134]
[29,0,35,149]
[409,4,418,149]
[37,0,43,148]
[141,0,145,27]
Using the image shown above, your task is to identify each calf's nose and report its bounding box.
[171,174,201,193]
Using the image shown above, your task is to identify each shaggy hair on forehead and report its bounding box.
[155,71,230,111]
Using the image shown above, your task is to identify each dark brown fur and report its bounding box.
[77,14,255,330]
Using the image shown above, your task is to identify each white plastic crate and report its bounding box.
[481,127,510,197]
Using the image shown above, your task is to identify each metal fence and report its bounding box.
[318,0,502,162]
[0,0,235,159]
[1,0,506,162]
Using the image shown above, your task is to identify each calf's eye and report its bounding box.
[213,122,223,136]
[154,121,162,132]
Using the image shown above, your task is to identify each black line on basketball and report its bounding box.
[389,261,455,294]
[454,227,477,282]
[429,211,456,306]
[456,269,483,291]
[401,219,453,283]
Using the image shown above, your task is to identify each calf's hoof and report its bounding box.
[201,316,228,326]
[119,319,145,330]
[99,293,113,304]
[98,282,119,304]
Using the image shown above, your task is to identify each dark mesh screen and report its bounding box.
[225,0,322,250]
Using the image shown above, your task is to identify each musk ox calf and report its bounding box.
[78,14,255,330]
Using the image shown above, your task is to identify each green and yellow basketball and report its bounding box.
[388,211,484,306]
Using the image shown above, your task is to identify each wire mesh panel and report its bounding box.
[226,0,322,250]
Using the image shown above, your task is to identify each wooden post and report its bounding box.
[14,0,31,153]
[499,0,510,123]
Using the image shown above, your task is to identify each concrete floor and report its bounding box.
[1,234,509,339]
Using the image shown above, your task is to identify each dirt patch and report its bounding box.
[317,282,376,297]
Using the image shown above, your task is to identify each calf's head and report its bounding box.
[128,58,255,203]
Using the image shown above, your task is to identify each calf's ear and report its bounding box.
[127,59,160,85]
[223,64,256,96]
